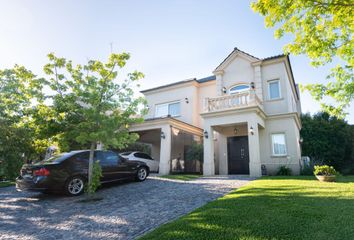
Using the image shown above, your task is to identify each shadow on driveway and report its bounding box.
[0,176,252,240]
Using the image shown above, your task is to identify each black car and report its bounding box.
[16,150,149,196]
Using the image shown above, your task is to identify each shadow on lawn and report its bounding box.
[140,177,354,240]
[262,175,354,183]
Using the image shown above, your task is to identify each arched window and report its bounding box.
[229,84,250,94]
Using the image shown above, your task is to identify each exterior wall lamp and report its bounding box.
[249,126,254,135]
[222,87,227,94]
[250,82,255,89]
[234,128,238,135]
[160,131,166,139]
[203,130,209,139]
[185,97,189,104]
[299,137,303,144]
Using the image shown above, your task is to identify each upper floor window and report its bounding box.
[271,133,287,156]
[268,80,281,100]
[229,84,250,94]
[155,101,180,117]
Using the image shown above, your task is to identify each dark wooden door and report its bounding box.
[227,136,249,174]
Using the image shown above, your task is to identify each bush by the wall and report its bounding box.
[277,165,292,176]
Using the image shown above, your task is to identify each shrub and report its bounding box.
[185,143,203,163]
[277,165,292,176]
[300,164,314,176]
[314,165,337,176]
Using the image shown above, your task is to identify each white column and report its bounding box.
[247,120,262,177]
[203,126,215,175]
[96,142,103,150]
[218,133,228,175]
[254,65,263,101]
[215,71,224,96]
[159,125,171,175]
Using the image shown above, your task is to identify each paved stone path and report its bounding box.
[0,176,253,240]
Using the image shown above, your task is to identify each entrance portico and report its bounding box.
[201,108,265,177]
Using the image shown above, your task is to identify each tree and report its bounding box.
[0,66,46,179]
[300,112,354,174]
[252,0,354,118]
[43,52,146,191]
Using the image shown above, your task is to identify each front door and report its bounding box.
[227,136,250,174]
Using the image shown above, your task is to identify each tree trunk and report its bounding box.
[88,142,96,190]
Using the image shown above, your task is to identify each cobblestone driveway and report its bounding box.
[0,176,253,240]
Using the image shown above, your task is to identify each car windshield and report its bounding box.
[120,152,132,156]
[37,152,73,164]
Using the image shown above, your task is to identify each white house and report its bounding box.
[130,48,302,177]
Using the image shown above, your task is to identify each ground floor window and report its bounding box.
[271,133,287,156]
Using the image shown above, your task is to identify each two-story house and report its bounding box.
[130,48,302,177]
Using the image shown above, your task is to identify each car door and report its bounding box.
[133,152,150,168]
[95,151,120,181]
[98,151,134,181]
[133,152,156,171]
[139,153,158,172]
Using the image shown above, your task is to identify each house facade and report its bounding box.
[130,48,302,177]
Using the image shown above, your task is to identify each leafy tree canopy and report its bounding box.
[42,52,147,188]
[301,112,354,174]
[0,52,146,183]
[43,52,146,149]
[252,0,354,118]
[0,66,46,179]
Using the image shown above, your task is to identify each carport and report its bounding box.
[130,117,203,175]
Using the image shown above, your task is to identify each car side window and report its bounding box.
[97,151,119,167]
[134,152,152,160]
[73,152,90,163]
[141,153,153,160]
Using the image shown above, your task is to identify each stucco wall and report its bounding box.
[144,83,198,126]
[222,56,254,90]
[140,51,302,176]
[261,62,290,115]
[198,82,217,127]
[259,116,301,175]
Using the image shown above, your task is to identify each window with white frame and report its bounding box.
[268,80,281,100]
[155,101,180,117]
[229,84,250,94]
[271,133,287,156]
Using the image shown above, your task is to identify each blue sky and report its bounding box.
[0,0,353,123]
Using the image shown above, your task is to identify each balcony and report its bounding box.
[204,90,263,113]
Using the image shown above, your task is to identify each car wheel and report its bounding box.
[65,176,85,196]
[136,167,148,182]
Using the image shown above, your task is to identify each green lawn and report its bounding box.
[140,176,354,240]
[0,181,15,188]
[159,174,201,181]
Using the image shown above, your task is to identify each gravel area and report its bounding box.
[0,175,253,240]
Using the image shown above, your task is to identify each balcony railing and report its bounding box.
[204,90,262,113]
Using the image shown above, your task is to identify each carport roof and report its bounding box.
[130,116,203,136]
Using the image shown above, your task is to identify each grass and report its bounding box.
[0,181,15,188]
[140,176,354,240]
[159,174,201,181]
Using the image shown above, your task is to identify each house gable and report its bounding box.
[214,47,259,73]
